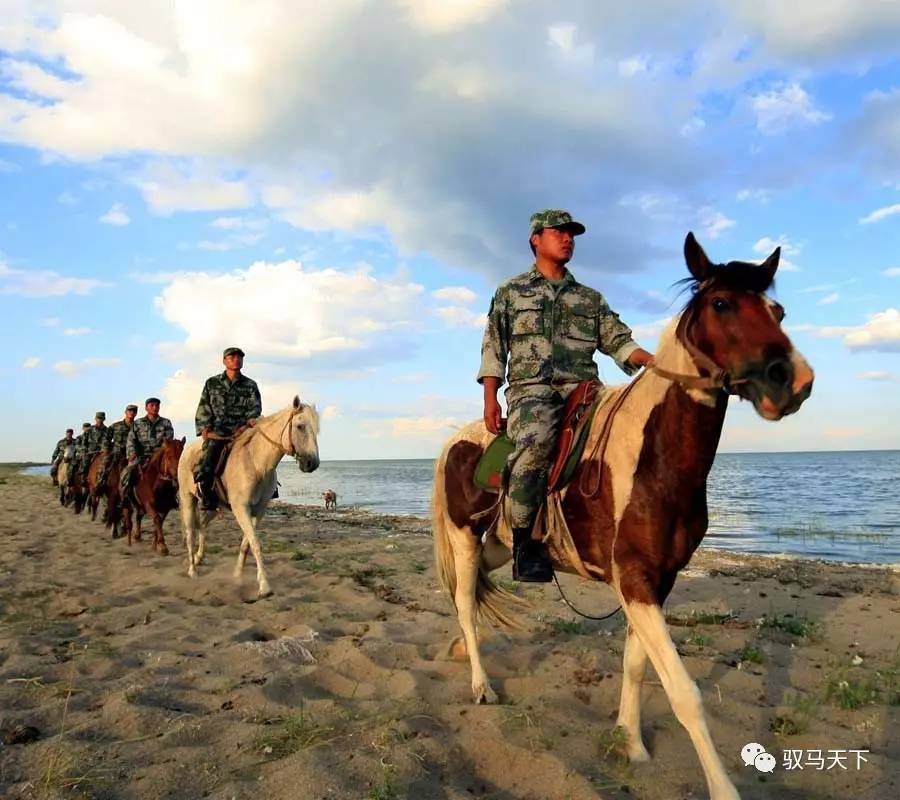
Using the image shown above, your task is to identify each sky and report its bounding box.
[1,0,899,461]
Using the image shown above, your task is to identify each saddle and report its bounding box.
[474,380,602,495]
[197,432,279,508]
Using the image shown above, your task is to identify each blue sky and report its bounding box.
[1,0,899,461]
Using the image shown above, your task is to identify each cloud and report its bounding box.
[849,88,900,181]
[884,267,900,277]
[135,162,253,215]
[736,188,771,204]
[321,405,341,420]
[56,191,78,205]
[153,259,425,369]
[697,207,735,239]
[397,0,508,33]
[99,202,130,226]
[753,235,801,271]
[618,55,648,77]
[817,293,839,306]
[816,308,900,352]
[22,356,40,369]
[210,216,267,231]
[432,286,477,304]
[63,326,94,336]
[434,305,487,328]
[750,82,831,135]
[41,316,60,326]
[859,203,900,225]
[857,370,894,382]
[548,23,595,66]
[53,357,122,378]
[0,261,110,296]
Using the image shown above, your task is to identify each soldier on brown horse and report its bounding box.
[129,437,185,554]
[432,233,814,800]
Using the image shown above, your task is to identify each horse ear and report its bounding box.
[760,246,780,287]
[684,231,713,282]
[293,395,301,410]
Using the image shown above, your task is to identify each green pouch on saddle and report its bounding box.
[474,380,602,495]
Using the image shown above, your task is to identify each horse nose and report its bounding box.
[765,358,792,389]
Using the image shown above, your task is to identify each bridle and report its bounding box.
[252,406,306,456]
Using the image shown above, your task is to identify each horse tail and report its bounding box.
[431,442,523,631]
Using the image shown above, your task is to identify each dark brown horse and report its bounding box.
[85,453,106,522]
[432,233,814,800]
[97,454,131,539]
[129,438,185,554]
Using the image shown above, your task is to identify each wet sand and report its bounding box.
[0,469,898,800]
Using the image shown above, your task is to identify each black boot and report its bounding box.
[512,527,553,583]
[198,479,218,511]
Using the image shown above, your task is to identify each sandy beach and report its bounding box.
[1,468,898,800]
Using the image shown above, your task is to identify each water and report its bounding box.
[27,451,900,563]
[274,451,900,564]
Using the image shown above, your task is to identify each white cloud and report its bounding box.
[211,216,267,231]
[0,261,110,296]
[817,293,839,306]
[736,188,771,204]
[679,116,705,137]
[750,83,831,135]
[135,162,253,215]
[41,317,60,327]
[154,259,425,368]
[816,308,900,352]
[53,357,122,378]
[434,305,487,328]
[548,23,595,66]
[22,356,40,369]
[618,55,648,77]
[859,203,900,224]
[397,0,508,33]
[884,267,900,277]
[99,202,130,225]
[63,326,94,336]
[753,235,801,271]
[697,207,735,239]
[432,286,477,304]
[321,405,341,420]
[857,370,894,382]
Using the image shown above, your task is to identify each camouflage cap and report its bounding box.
[66,428,74,434]
[223,346,245,358]
[82,422,91,429]
[529,209,586,236]
[95,411,106,420]
[125,404,139,412]
[145,397,161,405]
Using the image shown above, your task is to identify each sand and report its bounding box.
[0,468,898,800]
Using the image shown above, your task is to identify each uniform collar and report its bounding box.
[220,370,246,384]
[528,264,576,286]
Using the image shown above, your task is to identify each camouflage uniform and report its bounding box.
[478,216,641,530]
[126,415,175,461]
[80,418,109,480]
[98,417,134,487]
[194,369,262,503]
[50,434,74,482]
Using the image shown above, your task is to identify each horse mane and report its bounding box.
[232,401,320,456]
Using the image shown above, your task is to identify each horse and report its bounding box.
[431,233,814,800]
[177,397,320,598]
[322,489,337,510]
[57,443,76,506]
[99,454,131,539]
[85,452,106,522]
[129,438,185,554]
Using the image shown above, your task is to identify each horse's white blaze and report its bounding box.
[621,600,740,800]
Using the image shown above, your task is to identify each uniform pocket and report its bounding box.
[567,309,598,342]
[511,296,544,336]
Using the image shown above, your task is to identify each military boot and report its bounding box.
[512,527,553,583]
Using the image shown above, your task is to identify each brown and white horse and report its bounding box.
[431,233,814,800]
[129,438,185,554]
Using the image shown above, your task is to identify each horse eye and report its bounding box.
[773,303,786,322]
[711,297,730,312]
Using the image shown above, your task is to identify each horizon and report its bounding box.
[2,2,899,460]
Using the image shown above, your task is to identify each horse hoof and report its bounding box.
[257,586,273,599]
[627,745,651,763]
[473,683,498,705]
[157,545,169,556]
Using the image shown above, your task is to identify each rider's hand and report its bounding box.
[201,427,211,441]
[483,397,506,435]
[247,419,256,428]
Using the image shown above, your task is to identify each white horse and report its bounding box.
[57,443,76,505]
[177,397,320,598]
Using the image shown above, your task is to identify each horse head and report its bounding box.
[287,396,320,473]
[678,232,814,420]
[157,437,186,483]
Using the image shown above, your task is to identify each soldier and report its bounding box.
[73,422,92,476]
[478,209,654,582]
[79,412,109,482]
[50,428,75,485]
[195,346,262,511]
[121,398,175,491]
[95,404,138,494]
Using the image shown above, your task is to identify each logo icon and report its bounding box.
[741,742,776,773]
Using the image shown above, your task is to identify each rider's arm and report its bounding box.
[596,296,642,376]
[195,379,213,437]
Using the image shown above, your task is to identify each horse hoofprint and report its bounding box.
[431,233,814,800]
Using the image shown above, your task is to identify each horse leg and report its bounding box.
[451,535,497,705]
[182,501,197,577]
[232,507,270,598]
[233,534,250,578]
[153,512,168,556]
[620,599,739,800]
[616,624,651,762]
[133,510,143,543]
